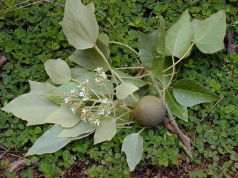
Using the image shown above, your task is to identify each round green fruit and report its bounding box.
[134,95,166,127]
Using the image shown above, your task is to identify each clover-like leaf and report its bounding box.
[59,121,95,138]
[165,10,193,58]
[26,125,71,156]
[165,89,188,122]
[2,81,59,126]
[116,82,139,99]
[60,0,99,50]
[122,133,143,171]
[173,79,218,107]
[192,10,226,54]
[44,59,71,85]
[94,119,116,144]
[45,106,80,128]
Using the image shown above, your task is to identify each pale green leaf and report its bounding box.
[69,39,109,71]
[165,89,188,122]
[138,30,159,69]
[94,119,116,144]
[59,121,95,137]
[45,106,80,128]
[165,10,193,58]
[122,133,143,171]
[29,81,55,95]
[192,10,226,53]
[26,125,71,156]
[112,68,148,88]
[98,33,110,46]
[71,67,92,79]
[60,0,99,49]
[173,79,218,107]
[44,59,71,85]
[2,82,59,126]
[116,82,139,99]
[153,16,166,79]
[45,82,79,104]
[156,16,166,55]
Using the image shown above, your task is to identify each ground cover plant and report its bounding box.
[0,0,238,177]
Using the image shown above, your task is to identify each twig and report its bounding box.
[109,41,140,57]
[0,147,11,159]
[148,72,192,154]
[116,66,143,70]
[199,96,224,122]
[163,43,194,73]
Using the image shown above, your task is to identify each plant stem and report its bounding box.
[94,44,138,102]
[164,55,175,90]
[148,72,192,154]
[109,41,140,57]
[116,66,143,70]
[138,128,145,134]
[163,43,194,72]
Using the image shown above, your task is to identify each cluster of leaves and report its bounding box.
[0,0,237,177]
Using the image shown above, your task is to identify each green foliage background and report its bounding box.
[0,0,238,177]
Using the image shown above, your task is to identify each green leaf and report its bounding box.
[192,10,226,53]
[173,79,218,107]
[71,67,91,79]
[26,125,71,156]
[138,30,159,69]
[122,133,143,171]
[94,119,116,144]
[2,81,59,126]
[156,16,166,55]
[98,33,110,46]
[45,106,80,128]
[152,16,166,79]
[116,82,138,99]
[60,0,99,50]
[138,17,165,80]
[59,121,95,137]
[165,10,193,58]
[90,82,114,95]
[69,39,109,71]
[165,89,188,122]
[44,59,71,85]
[112,68,148,88]
[45,82,79,105]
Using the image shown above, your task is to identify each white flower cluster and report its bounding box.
[61,67,114,126]
[95,67,107,84]
[80,98,113,126]
[62,80,91,114]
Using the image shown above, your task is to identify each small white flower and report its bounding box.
[94,119,100,126]
[100,72,107,79]
[82,96,89,101]
[81,118,87,122]
[70,89,77,94]
[79,92,85,97]
[71,108,76,113]
[64,97,71,104]
[95,78,100,83]
[83,79,89,84]
[101,98,108,104]
[77,85,82,88]
[82,108,87,114]
[98,109,105,115]
[81,87,86,93]
[95,67,103,73]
